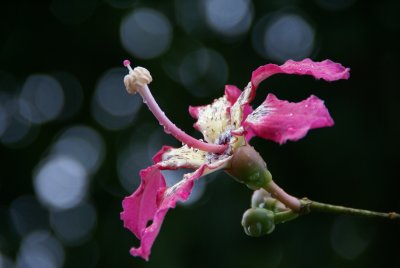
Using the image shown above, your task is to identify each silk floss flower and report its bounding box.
[120,58,350,260]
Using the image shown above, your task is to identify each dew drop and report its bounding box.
[163,127,171,134]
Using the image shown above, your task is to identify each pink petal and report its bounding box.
[225,85,242,105]
[121,166,166,245]
[152,145,174,164]
[121,164,208,261]
[251,59,350,88]
[188,105,203,120]
[243,94,334,144]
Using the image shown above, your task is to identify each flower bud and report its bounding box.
[241,208,275,237]
[227,145,272,190]
[251,189,287,212]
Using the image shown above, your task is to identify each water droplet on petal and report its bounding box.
[163,127,171,134]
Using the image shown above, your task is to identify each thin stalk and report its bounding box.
[124,61,227,154]
[264,181,301,211]
[300,198,400,220]
[274,210,298,224]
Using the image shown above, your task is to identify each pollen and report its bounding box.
[123,60,153,94]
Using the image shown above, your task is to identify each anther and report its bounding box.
[123,60,153,94]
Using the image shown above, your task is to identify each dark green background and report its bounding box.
[1,0,399,267]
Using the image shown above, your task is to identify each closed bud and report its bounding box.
[251,189,288,212]
[241,208,275,237]
[227,145,272,190]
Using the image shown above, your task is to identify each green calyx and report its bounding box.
[227,145,272,190]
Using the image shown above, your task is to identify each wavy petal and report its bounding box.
[121,155,231,261]
[121,165,167,261]
[251,59,350,88]
[244,94,334,144]
[121,165,197,261]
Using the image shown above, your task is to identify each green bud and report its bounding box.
[227,145,272,190]
[251,189,288,212]
[251,188,270,208]
[241,208,275,237]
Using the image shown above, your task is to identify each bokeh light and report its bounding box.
[9,195,49,237]
[51,72,84,120]
[179,48,228,97]
[175,0,205,35]
[146,127,179,159]
[118,126,179,192]
[0,98,37,147]
[120,8,172,59]
[51,125,105,174]
[0,253,13,268]
[330,217,374,260]
[253,12,315,62]
[117,142,151,192]
[91,67,141,130]
[20,74,64,125]
[17,231,65,268]
[203,0,253,37]
[50,202,97,246]
[34,155,88,211]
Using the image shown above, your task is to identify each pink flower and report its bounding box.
[120,59,350,260]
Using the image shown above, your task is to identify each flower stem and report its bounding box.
[264,181,301,211]
[123,61,227,154]
[300,198,400,220]
[274,210,298,224]
[264,181,400,221]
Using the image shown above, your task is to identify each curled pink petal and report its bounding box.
[251,58,350,88]
[225,85,242,105]
[152,145,174,164]
[188,105,203,120]
[121,164,209,261]
[243,94,334,144]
